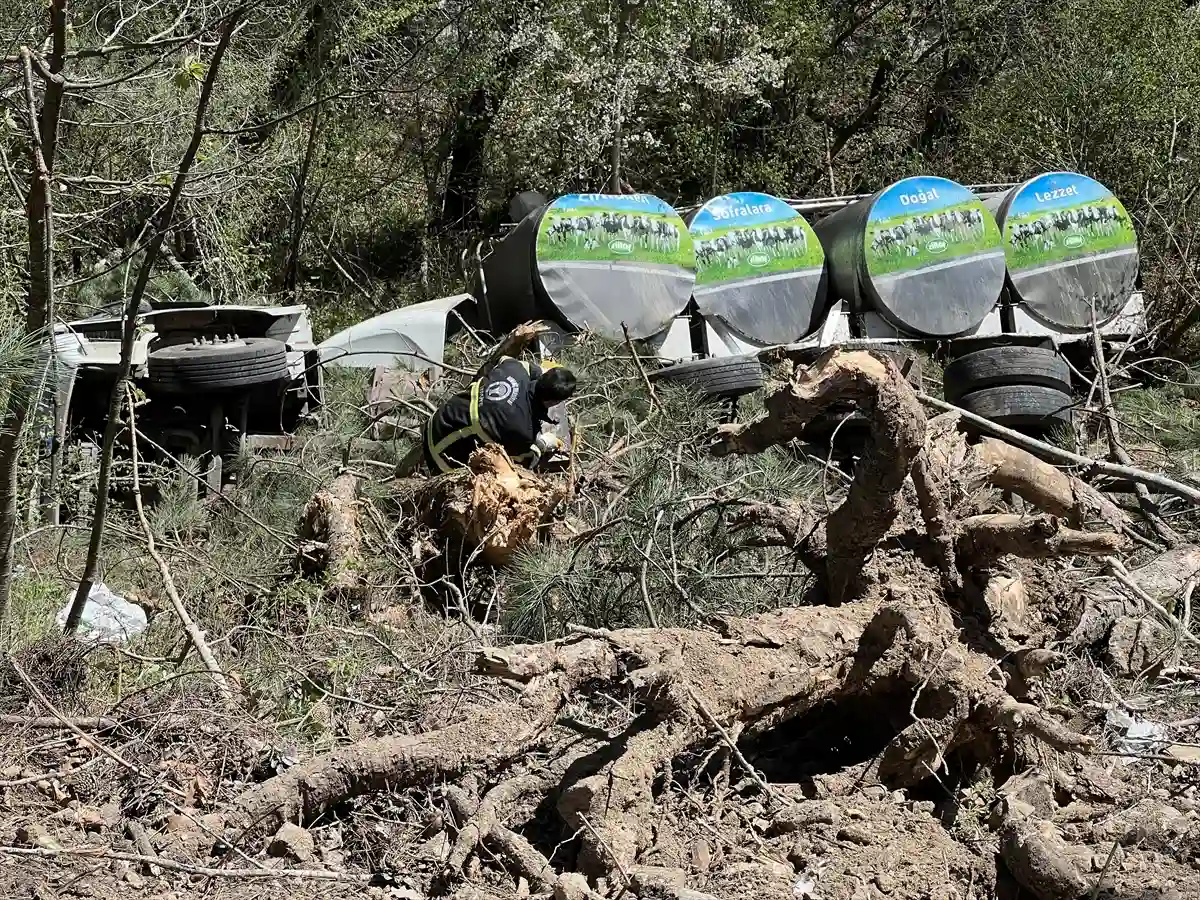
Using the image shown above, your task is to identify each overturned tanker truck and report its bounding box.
[475,171,1144,436]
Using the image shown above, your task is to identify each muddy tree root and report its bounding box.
[712,353,1126,601]
[296,472,366,605]
[445,773,552,876]
[559,600,1092,883]
[225,595,1092,881]
[445,783,564,893]
[224,640,618,839]
[713,349,927,602]
[218,348,1162,897]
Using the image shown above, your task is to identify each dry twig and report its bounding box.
[0,845,373,884]
[127,390,235,705]
[622,322,662,413]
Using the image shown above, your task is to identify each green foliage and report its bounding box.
[2,572,63,649]
[148,455,208,539]
[174,55,207,90]
[1114,372,1200,452]
[500,337,822,641]
[72,252,208,317]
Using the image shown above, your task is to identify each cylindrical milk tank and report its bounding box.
[480,193,695,340]
[813,176,1006,338]
[686,192,828,344]
[981,172,1139,330]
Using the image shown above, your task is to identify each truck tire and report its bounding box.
[147,337,290,393]
[648,355,764,399]
[956,384,1075,430]
[943,346,1071,404]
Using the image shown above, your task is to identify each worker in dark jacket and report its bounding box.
[423,356,577,473]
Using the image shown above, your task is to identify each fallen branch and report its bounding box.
[622,321,662,413]
[0,714,116,730]
[1090,319,1181,546]
[919,393,1200,506]
[1067,545,1200,649]
[0,845,373,885]
[128,390,234,705]
[296,471,367,605]
[7,659,181,794]
[63,12,243,634]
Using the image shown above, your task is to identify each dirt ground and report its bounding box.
[3,349,1200,900]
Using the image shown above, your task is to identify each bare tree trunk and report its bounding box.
[283,99,323,299]
[1090,322,1180,546]
[608,0,631,194]
[0,2,68,626]
[63,13,243,633]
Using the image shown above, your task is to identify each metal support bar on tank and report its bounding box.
[491,180,1024,242]
[673,182,1021,218]
[473,238,496,332]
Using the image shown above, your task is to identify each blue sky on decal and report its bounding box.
[869,176,976,222]
[1008,173,1116,217]
[550,193,677,214]
[690,192,799,233]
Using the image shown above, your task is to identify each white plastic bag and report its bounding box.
[56,584,148,644]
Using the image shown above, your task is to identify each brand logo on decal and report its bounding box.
[1064,234,1085,249]
[925,239,948,254]
[485,380,515,402]
[609,240,633,254]
[748,252,771,268]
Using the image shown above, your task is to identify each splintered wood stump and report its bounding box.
[474,321,552,380]
[296,472,366,606]
[416,446,564,566]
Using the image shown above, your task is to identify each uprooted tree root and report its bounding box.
[208,351,1200,899]
[403,446,566,567]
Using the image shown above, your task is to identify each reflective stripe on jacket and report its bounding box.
[424,357,542,472]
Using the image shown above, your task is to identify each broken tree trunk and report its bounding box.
[919,392,1200,507]
[409,446,564,566]
[957,513,1124,566]
[713,349,927,602]
[969,437,1129,532]
[297,472,366,606]
[1067,544,1200,649]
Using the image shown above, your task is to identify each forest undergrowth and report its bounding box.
[0,336,1198,900]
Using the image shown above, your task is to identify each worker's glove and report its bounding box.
[529,431,565,467]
